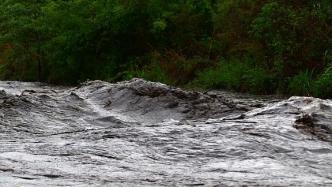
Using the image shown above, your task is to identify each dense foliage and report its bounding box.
[0,0,331,97]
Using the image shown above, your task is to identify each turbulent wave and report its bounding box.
[0,79,331,186]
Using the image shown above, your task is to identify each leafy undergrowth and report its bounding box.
[127,57,332,99]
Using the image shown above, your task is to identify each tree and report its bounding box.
[0,0,47,81]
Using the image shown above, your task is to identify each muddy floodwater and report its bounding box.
[0,79,331,186]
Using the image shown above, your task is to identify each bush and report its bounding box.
[192,59,275,94]
[314,65,332,98]
[126,52,212,86]
[245,67,276,94]
[288,70,314,96]
[125,61,173,85]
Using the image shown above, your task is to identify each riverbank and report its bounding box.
[1,1,331,99]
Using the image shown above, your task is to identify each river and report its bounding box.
[0,79,331,186]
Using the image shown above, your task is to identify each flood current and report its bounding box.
[0,79,331,186]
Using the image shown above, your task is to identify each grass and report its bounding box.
[124,57,332,99]
[313,65,332,98]
[191,59,275,94]
[288,70,314,96]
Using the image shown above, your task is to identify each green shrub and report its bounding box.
[314,65,332,98]
[191,60,243,90]
[245,67,276,94]
[192,59,275,94]
[125,61,174,86]
[288,70,314,96]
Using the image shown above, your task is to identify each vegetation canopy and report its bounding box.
[0,0,331,97]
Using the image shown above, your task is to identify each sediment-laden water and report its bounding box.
[0,79,331,186]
